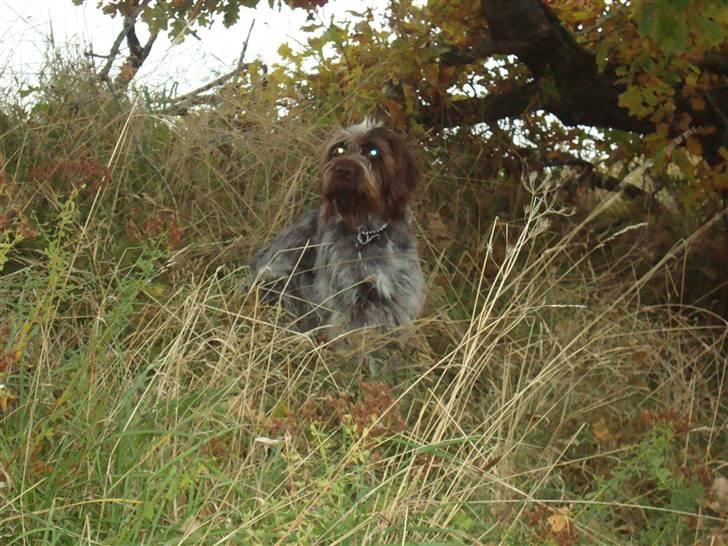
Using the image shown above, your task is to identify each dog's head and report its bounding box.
[321,119,419,228]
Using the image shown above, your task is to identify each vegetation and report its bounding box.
[1,0,727,544]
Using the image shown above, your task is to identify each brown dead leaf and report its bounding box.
[591,417,614,443]
[689,95,706,112]
[707,475,728,514]
[686,136,703,158]
[547,506,571,533]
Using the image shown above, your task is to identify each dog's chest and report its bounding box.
[315,231,398,301]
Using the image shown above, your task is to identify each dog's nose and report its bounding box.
[334,163,355,180]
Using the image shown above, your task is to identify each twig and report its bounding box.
[238,19,256,68]
[165,19,256,111]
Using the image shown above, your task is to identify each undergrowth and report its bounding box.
[0,58,726,545]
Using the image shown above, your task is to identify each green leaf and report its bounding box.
[278,42,294,58]
[697,14,726,47]
[322,23,348,45]
[654,12,689,53]
[637,4,690,54]
[222,5,242,27]
[18,86,38,98]
[619,85,650,118]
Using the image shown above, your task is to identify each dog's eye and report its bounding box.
[365,146,380,159]
[331,145,346,158]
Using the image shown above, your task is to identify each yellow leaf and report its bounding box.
[148,283,167,298]
[277,43,293,59]
[0,384,17,413]
[619,85,649,118]
[422,63,439,86]
[547,506,571,533]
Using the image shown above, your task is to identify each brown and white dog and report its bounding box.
[250,120,425,335]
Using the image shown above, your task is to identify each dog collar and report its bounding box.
[356,223,389,247]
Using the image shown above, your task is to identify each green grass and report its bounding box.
[0,59,725,545]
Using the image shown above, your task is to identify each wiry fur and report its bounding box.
[250,123,425,334]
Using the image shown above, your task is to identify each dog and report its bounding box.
[249,119,425,336]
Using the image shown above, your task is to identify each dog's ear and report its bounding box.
[392,131,419,192]
[381,130,419,220]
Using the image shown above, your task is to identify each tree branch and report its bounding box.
[163,20,257,114]
[97,0,152,83]
[420,81,540,128]
[432,0,653,134]
[543,153,647,199]
[438,39,524,66]
[475,0,652,134]
[115,16,159,86]
[697,54,728,77]
[427,0,726,162]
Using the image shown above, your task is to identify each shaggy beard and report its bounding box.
[322,162,382,228]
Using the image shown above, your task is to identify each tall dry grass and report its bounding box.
[0,58,725,545]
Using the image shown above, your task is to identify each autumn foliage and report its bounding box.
[82,1,727,206]
[276,0,726,196]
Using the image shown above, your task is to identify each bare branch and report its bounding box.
[237,19,256,68]
[543,153,647,199]
[164,20,257,114]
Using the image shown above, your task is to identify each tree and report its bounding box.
[272,0,726,210]
[78,0,727,209]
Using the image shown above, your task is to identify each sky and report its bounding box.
[0,0,386,96]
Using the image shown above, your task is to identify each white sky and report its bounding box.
[0,0,387,95]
